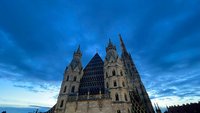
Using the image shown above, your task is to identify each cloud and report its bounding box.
[145,65,200,106]
[13,84,39,93]
[12,81,60,94]
[0,0,200,107]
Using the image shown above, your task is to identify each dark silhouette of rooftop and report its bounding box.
[79,53,105,95]
[165,101,200,113]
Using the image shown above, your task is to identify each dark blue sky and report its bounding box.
[0,0,200,112]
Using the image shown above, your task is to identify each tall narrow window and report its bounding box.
[73,76,77,81]
[106,82,109,88]
[60,100,64,107]
[117,110,121,113]
[63,86,67,93]
[124,94,128,101]
[66,76,69,81]
[71,86,75,93]
[120,71,123,76]
[106,72,108,78]
[122,81,125,87]
[128,109,130,113]
[115,93,119,101]
[114,80,117,87]
[112,70,116,76]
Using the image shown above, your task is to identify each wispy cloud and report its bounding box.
[0,0,200,108]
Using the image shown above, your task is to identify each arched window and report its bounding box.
[112,70,116,76]
[63,86,67,93]
[73,76,77,81]
[66,76,69,81]
[122,81,125,87]
[71,86,75,93]
[113,80,117,87]
[106,82,109,88]
[117,110,121,113]
[115,93,119,101]
[124,93,128,101]
[60,100,64,107]
[106,72,108,78]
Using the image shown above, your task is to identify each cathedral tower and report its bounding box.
[55,45,83,113]
[104,39,132,113]
[119,34,155,113]
[49,35,155,113]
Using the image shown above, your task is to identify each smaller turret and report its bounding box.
[69,45,82,71]
[104,38,130,104]
[55,45,83,113]
[74,45,82,57]
[105,39,118,62]
[106,38,116,51]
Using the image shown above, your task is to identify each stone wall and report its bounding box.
[63,98,131,113]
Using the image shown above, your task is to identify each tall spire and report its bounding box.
[76,44,81,54]
[119,34,128,54]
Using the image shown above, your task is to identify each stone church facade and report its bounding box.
[49,35,155,113]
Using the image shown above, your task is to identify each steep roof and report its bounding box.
[79,53,105,95]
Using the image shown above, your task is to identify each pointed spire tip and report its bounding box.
[76,44,81,54]
[119,34,128,54]
[118,33,122,38]
[108,38,113,45]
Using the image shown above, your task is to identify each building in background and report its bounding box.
[47,35,156,113]
[164,102,200,113]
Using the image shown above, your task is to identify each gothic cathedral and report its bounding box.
[49,35,155,113]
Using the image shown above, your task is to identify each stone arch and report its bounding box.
[113,80,117,87]
[60,100,64,107]
[115,93,119,101]
[73,76,77,81]
[63,86,67,93]
[66,76,69,81]
[106,82,109,88]
[71,86,75,93]
[122,81,125,87]
[117,110,121,113]
[112,70,116,76]
[124,93,128,101]
[106,72,108,78]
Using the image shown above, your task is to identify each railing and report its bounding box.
[68,94,110,101]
